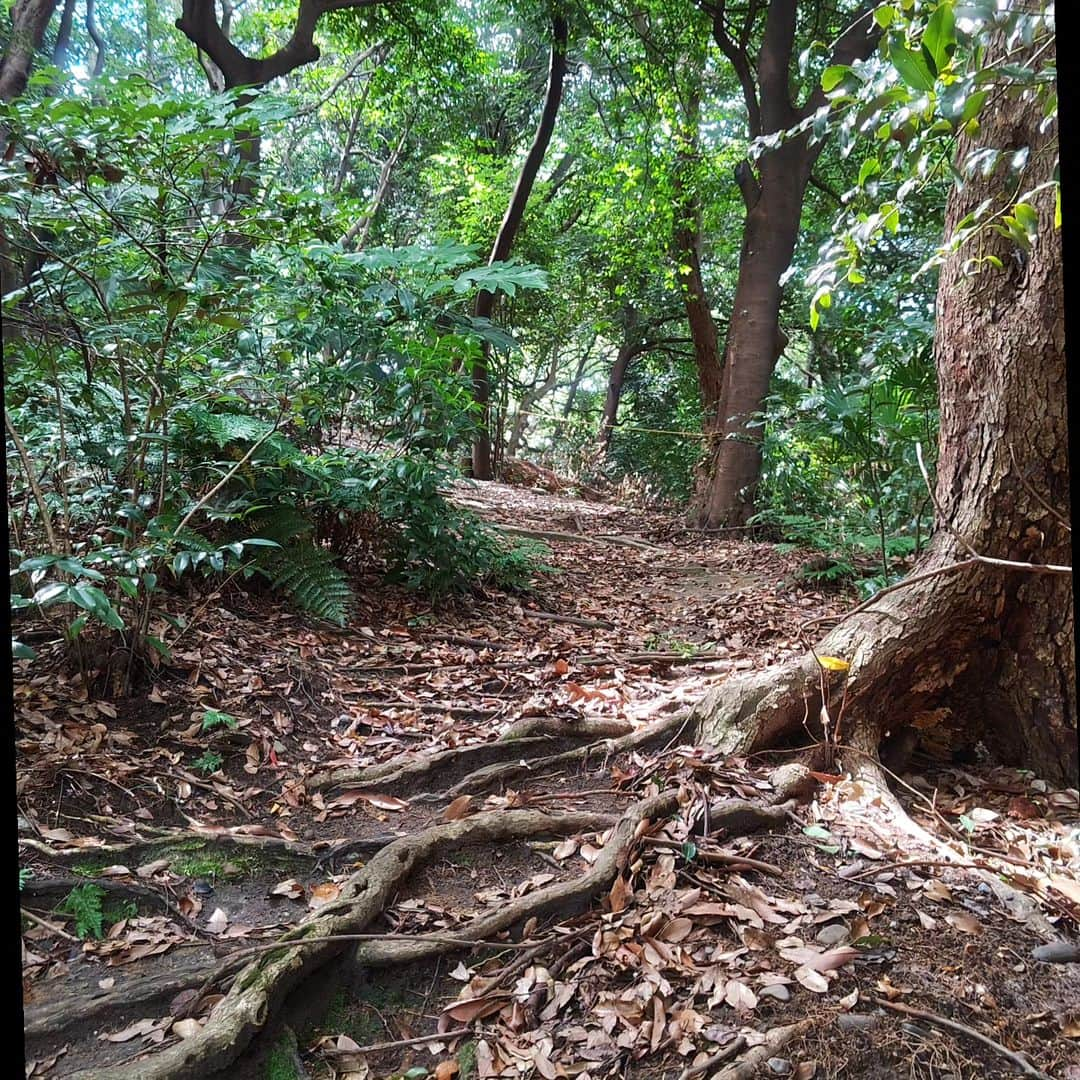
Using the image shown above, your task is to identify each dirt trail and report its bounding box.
[17,482,1080,1079]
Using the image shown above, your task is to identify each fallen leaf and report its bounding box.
[724,979,757,1012]
[657,917,693,943]
[794,965,829,993]
[205,908,229,935]
[817,656,850,672]
[309,882,341,908]
[270,878,305,900]
[442,795,474,821]
[554,659,569,675]
[945,913,982,935]
[609,875,630,914]
[100,1018,159,1042]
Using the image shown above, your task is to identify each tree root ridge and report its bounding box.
[442,710,694,797]
[67,801,658,1079]
[310,710,689,799]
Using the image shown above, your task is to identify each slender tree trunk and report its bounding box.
[506,345,560,458]
[689,3,878,527]
[342,123,409,250]
[689,139,804,526]
[471,11,568,481]
[672,88,723,428]
[691,37,1074,785]
[51,0,76,70]
[597,342,635,454]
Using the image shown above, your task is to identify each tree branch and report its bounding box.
[175,0,386,89]
[707,1,762,138]
[798,6,880,121]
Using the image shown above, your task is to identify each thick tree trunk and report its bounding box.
[692,38,1074,785]
[689,140,804,527]
[0,0,58,103]
[471,13,568,481]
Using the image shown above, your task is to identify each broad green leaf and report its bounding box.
[923,2,956,75]
[873,4,898,28]
[822,65,853,93]
[12,639,37,660]
[889,41,935,91]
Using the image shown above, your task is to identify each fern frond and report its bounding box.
[260,542,352,625]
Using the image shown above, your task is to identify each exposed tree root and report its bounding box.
[311,710,687,797]
[350,789,677,967]
[688,570,1065,941]
[23,949,222,1039]
[67,801,656,1079]
[309,735,577,795]
[441,710,694,797]
[711,1020,815,1080]
[19,826,326,867]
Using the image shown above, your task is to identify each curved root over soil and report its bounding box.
[310,709,690,798]
[69,794,675,1080]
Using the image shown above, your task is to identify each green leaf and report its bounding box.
[889,41,935,91]
[12,639,37,660]
[33,582,69,605]
[858,158,881,187]
[1013,201,1038,240]
[822,65,853,93]
[873,4,898,28]
[922,2,956,75]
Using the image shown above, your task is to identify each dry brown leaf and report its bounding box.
[442,795,474,821]
[100,1018,159,1042]
[436,1060,460,1080]
[657,917,693,943]
[552,837,577,860]
[205,908,229,935]
[441,995,509,1024]
[309,882,341,908]
[945,913,982,935]
[609,875,631,914]
[553,659,569,675]
[724,979,757,1012]
[794,965,829,993]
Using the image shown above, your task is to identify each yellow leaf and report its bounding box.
[818,655,850,672]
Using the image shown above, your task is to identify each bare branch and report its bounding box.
[175,0,386,89]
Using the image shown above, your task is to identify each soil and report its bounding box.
[16,480,1080,1080]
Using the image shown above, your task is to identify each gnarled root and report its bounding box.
[68,795,673,1079]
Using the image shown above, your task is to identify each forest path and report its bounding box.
[17,481,1080,1079]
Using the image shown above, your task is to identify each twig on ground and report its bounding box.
[872,997,1052,1079]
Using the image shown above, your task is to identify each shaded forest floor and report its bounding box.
[16,480,1080,1080]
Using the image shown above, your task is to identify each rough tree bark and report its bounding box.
[0,0,59,104]
[471,10,568,481]
[688,1,878,527]
[689,40,1075,786]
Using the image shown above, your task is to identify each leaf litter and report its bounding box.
[15,480,1080,1078]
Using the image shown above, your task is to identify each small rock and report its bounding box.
[836,1014,881,1033]
[766,1058,792,1076]
[768,763,818,802]
[192,879,215,898]
[816,923,850,947]
[1032,942,1080,964]
[759,983,791,1002]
